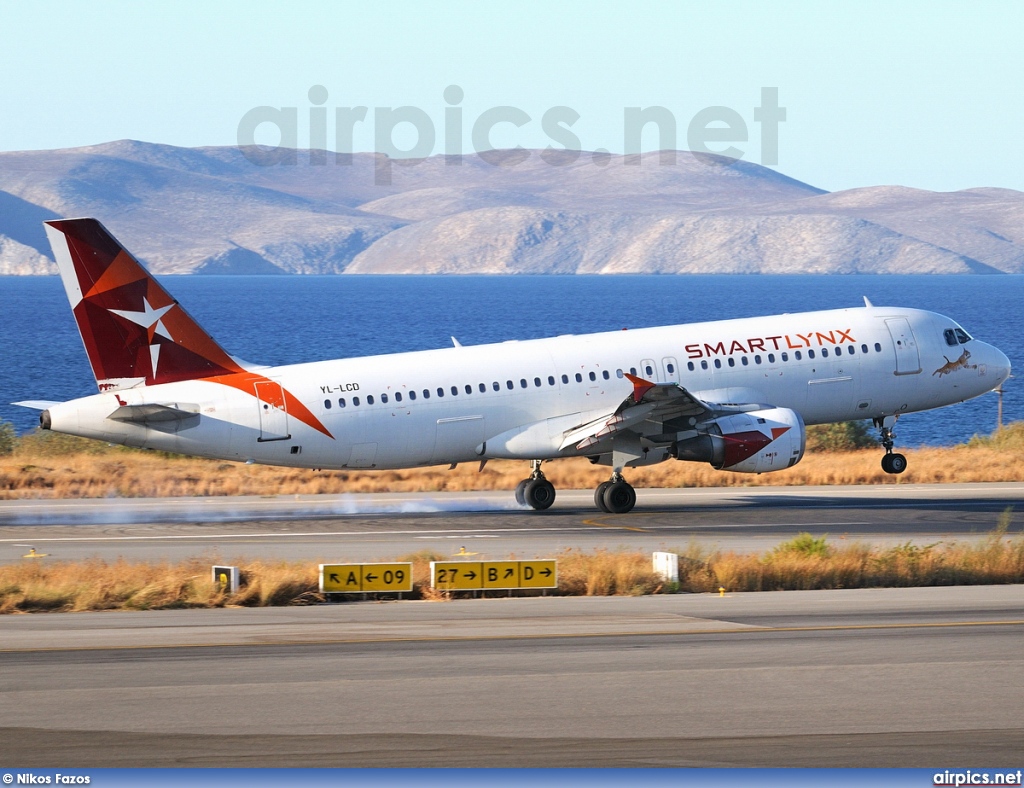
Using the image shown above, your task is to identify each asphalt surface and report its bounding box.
[1,483,1021,563]
[1,586,1023,767]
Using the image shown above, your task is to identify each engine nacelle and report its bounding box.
[673,407,805,474]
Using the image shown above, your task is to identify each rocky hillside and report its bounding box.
[1,140,1021,274]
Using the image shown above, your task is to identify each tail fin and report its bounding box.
[44,218,246,391]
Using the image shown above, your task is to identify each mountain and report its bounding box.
[0,140,1021,274]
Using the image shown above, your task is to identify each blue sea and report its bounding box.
[1,275,1020,447]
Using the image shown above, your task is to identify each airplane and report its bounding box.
[14,218,1012,514]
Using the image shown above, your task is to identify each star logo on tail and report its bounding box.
[108,297,176,378]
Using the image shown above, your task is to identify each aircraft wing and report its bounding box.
[559,374,713,451]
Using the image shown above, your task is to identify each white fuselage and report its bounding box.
[45,305,1010,471]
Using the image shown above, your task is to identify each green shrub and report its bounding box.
[0,421,15,456]
[772,532,831,558]
[805,421,878,452]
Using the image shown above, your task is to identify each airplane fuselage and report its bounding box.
[45,304,1009,471]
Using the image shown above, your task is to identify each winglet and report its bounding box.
[624,373,656,403]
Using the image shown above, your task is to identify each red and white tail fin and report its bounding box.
[45,219,247,392]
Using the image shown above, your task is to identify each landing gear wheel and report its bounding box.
[882,453,907,474]
[594,481,612,513]
[515,479,530,506]
[524,478,556,510]
[602,480,637,514]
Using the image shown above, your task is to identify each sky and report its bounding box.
[0,0,1021,193]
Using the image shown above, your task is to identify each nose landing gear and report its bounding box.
[876,416,907,474]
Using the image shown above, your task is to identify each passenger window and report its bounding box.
[589,371,596,381]
[667,363,674,373]
[848,345,855,355]
[395,392,402,402]
[381,393,388,403]
[821,348,829,358]
[616,369,624,378]
[492,382,499,391]
[630,367,637,376]
[437,388,444,397]
[452,386,458,396]
[741,356,749,366]
[353,396,360,406]
[861,344,868,353]
[367,395,374,405]
[767,354,774,363]
[795,351,802,360]
[645,365,653,376]
[520,379,527,388]
[506,380,513,390]
[874,343,882,352]
[781,352,788,362]
[324,399,332,409]
[409,391,416,401]
[714,359,722,369]
[466,384,473,394]
[422,389,430,399]
[687,361,695,371]
[339,398,346,408]
[754,355,762,365]
[727,358,735,367]
[701,360,708,370]
[561,374,569,384]
[548,376,555,386]
[575,373,583,383]
[479,383,486,393]
[535,377,542,387]
[808,349,815,359]
[602,370,610,380]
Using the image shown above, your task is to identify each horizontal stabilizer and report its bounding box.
[13,400,60,410]
[107,402,200,424]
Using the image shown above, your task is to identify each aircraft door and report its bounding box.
[886,318,922,375]
[661,356,680,384]
[254,380,290,441]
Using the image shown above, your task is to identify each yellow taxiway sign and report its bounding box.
[320,563,412,593]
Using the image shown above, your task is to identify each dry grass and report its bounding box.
[3,528,1022,613]
[1,422,1023,499]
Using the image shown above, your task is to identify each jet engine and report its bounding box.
[673,407,805,474]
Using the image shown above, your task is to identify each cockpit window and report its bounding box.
[943,329,958,347]
[955,328,971,344]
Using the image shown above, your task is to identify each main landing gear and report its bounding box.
[515,461,638,513]
[876,416,908,475]
[595,473,637,514]
[515,460,556,510]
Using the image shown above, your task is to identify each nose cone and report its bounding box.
[981,342,1012,390]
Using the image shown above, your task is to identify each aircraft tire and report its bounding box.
[602,480,636,514]
[515,479,530,506]
[888,453,908,474]
[524,478,556,510]
[594,481,612,512]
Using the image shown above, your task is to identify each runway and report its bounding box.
[1,483,1021,564]
[1,586,1022,767]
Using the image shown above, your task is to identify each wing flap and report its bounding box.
[561,375,714,451]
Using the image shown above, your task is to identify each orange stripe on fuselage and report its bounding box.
[209,371,334,439]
